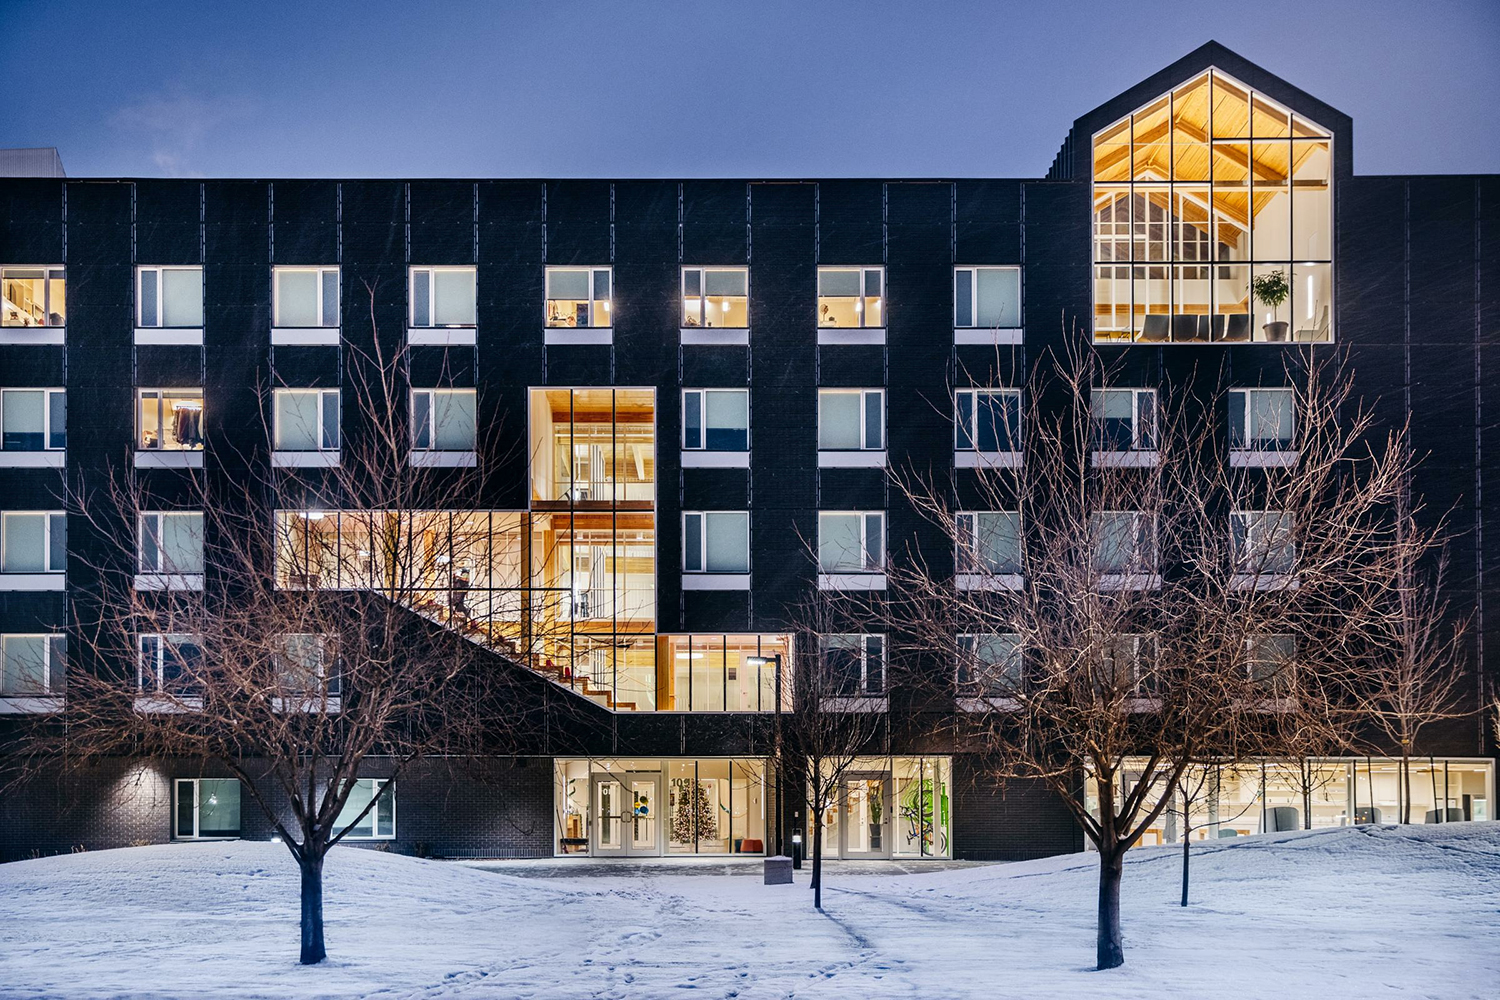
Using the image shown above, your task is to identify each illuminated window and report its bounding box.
[173,778,240,839]
[682,267,747,328]
[336,778,395,839]
[545,267,611,328]
[138,389,204,451]
[1,267,65,327]
[1092,70,1331,343]
[817,267,883,328]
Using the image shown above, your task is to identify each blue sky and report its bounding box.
[3,0,1496,178]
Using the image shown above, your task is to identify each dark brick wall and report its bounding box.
[952,757,1083,861]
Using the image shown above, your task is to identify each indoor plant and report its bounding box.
[1252,269,1291,342]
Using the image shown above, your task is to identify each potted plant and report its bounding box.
[1251,269,1291,342]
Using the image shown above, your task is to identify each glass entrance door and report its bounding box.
[841,773,892,859]
[592,772,662,856]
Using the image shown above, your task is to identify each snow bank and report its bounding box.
[1,823,1496,999]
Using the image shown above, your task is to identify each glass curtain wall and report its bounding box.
[814,756,953,859]
[1093,70,1332,343]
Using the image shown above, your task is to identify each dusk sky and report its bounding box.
[3,0,1496,179]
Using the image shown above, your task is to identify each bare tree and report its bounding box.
[884,342,1415,969]
[9,291,568,964]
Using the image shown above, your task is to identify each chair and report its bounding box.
[1171,313,1202,342]
[1218,313,1251,342]
[1140,314,1170,342]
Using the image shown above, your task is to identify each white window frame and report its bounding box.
[817,266,885,329]
[336,777,396,840]
[136,511,205,583]
[1091,387,1158,464]
[137,633,204,693]
[0,633,65,697]
[0,388,65,452]
[955,511,1023,587]
[410,388,477,453]
[273,388,341,452]
[1100,633,1158,699]
[136,266,204,329]
[1092,511,1159,588]
[682,511,751,575]
[818,389,884,451]
[1229,387,1297,454]
[137,389,205,452]
[544,266,612,329]
[681,388,750,453]
[408,266,477,329]
[1232,509,1297,584]
[172,777,241,840]
[817,511,885,576]
[274,633,339,698]
[681,266,749,329]
[953,266,1022,338]
[0,511,66,575]
[0,266,66,328]
[956,632,1023,698]
[820,633,886,697]
[272,266,340,329]
[955,388,1022,461]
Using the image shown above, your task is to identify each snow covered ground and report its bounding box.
[1,823,1496,999]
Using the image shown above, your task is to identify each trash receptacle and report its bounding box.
[763,855,793,885]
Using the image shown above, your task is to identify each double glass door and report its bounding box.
[840,773,892,859]
[592,772,662,856]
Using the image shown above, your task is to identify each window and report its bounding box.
[137,266,203,328]
[1091,512,1157,575]
[411,389,476,451]
[138,633,204,694]
[409,267,476,328]
[1,389,65,451]
[956,389,1021,452]
[1091,388,1157,451]
[821,634,885,696]
[336,778,395,839]
[682,389,748,451]
[1091,69,1332,344]
[683,512,750,574]
[138,390,204,451]
[1,512,65,574]
[818,389,883,451]
[954,267,1020,329]
[1232,511,1295,576]
[1,267,65,327]
[173,778,241,839]
[545,267,611,328]
[1,634,65,696]
[817,267,883,328]
[274,633,339,696]
[1229,388,1295,451]
[956,512,1022,575]
[274,389,340,451]
[682,267,747,328]
[1247,634,1296,695]
[1096,634,1157,697]
[273,266,339,328]
[818,512,884,574]
[957,633,1022,697]
[138,512,205,574]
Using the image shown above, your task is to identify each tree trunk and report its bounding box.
[812,811,824,910]
[1401,754,1411,824]
[1180,832,1190,907]
[299,852,326,965]
[1302,760,1313,830]
[1097,847,1125,970]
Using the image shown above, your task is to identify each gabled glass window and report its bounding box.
[411,389,476,451]
[1,633,65,696]
[818,511,884,573]
[545,267,611,328]
[818,389,883,451]
[1,389,65,451]
[683,512,750,573]
[1,267,65,327]
[682,389,748,451]
[821,633,885,696]
[138,512,205,574]
[682,267,748,328]
[1229,388,1294,451]
[818,267,883,328]
[137,267,203,328]
[957,633,1022,697]
[1,512,66,574]
[956,512,1022,575]
[409,267,477,328]
[274,389,340,451]
[138,390,204,451]
[955,389,1020,452]
[954,267,1021,328]
[1091,388,1157,451]
[273,266,339,328]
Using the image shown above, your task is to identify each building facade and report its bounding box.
[1,43,1495,862]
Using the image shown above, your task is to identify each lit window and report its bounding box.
[682,389,748,451]
[138,512,204,574]
[1091,512,1156,575]
[1,633,65,696]
[138,390,204,451]
[818,511,884,573]
[1091,69,1332,343]
[955,389,1020,452]
[336,778,395,839]
[137,267,203,328]
[173,778,240,839]
[1091,388,1157,451]
[411,388,476,451]
[683,512,750,573]
[273,266,339,328]
[682,267,748,328]
[1,511,66,574]
[820,634,884,696]
[0,389,65,451]
[138,633,204,694]
[1,267,65,327]
[954,267,1020,329]
[409,267,476,328]
[1229,388,1294,451]
[1232,511,1296,575]
[818,389,883,450]
[957,633,1022,697]
[817,267,883,328]
[956,512,1022,575]
[545,267,611,328]
[274,389,340,451]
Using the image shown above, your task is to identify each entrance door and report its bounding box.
[592,772,662,856]
[841,773,892,859]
